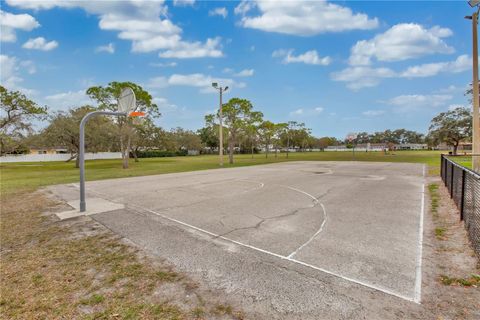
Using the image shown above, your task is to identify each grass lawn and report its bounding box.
[1,150,444,194]
[445,155,473,169]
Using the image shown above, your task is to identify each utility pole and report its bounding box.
[468,1,480,171]
[212,83,228,166]
[472,12,480,171]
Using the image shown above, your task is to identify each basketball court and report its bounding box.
[49,161,425,316]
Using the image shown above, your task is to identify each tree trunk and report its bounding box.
[75,156,80,169]
[122,134,131,169]
[133,148,139,162]
[228,139,234,164]
[453,143,458,155]
[265,142,269,158]
[251,143,254,159]
[274,143,277,158]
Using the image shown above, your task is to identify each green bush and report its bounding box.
[133,150,188,158]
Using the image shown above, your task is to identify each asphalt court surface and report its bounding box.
[50,161,425,306]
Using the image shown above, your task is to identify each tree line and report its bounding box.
[0,82,474,168]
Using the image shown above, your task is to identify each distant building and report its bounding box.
[395,143,428,150]
[458,142,472,152]
[325,143,386,152]
[28,146,68,155]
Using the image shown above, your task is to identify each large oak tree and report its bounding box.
[86,82,159,168]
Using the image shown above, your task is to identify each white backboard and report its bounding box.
[118,87,136,113]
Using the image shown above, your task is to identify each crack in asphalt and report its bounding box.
[216,186,334,239]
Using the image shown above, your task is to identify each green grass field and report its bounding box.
[446,155,473,169]
[1,150,446,194]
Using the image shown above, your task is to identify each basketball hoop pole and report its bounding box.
[79,111,126,212]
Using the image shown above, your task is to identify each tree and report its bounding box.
[219,98,253,164]
[243,110,264,158]
[198,114,221,152]
[42,106,117,167]
[279,121,298,158]
[170,127,202,151]
[86,82,159,168]
[130,118,162,161]
[0,86,47,155]
[273,123,288,158]
[428,107,472,154]
[317,137,338,150]
[258,120,276,158]
[355,132,370,144]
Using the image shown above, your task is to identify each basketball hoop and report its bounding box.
[346,132,358,142]
[118,87,136,114]
[129,111,145,117]
[129,111,146,125]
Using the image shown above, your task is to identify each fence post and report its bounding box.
[450,161,454,197]
[460,169,466,221]
[441,155,445,182]
[440,155,444,181]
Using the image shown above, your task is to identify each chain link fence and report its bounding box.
[440,154,480,259]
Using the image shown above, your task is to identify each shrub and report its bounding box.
[132,150,188,158]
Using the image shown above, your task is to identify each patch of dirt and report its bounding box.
[421,178,480,320]
[0,190,245,319]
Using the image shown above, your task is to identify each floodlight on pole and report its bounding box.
[466,1,480,172]
[212,82,228,166]
[469,0,480,8]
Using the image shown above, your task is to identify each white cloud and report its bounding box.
[7,0,222,59]
[289,107,324,117]
[234,1,255,15]
[349,23,454,66]
[147,77,169,89]
[95,43,115,54]
[435,85,465,94]
[222,68,254,77]
[157,37,223,58]
[234,69,254,77]
[386,94,453,112]
[209,7,228,19]
[274,49,331,66]
[173,0,195,7]
[362,110,385,116]
[1,54,21,88]
[330,66,396,90]
[0,54,36,94]
[147,73,245,93]
[235,0,378,36]
[22,37,58,51]
[332,54,469,90]
[153,96,179,113]
[20,60,36,74]
[0,10,39,42]
[290,108,304,116]
[44,90,93,110]
[400,55,470,78]
[150,62,177,68]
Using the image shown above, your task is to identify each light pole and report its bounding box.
[467,0,480,171]
[212,83,228,166]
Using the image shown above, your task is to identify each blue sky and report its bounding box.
[0,0,475,138]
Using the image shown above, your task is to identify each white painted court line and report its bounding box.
[287,203,327,259]
[124,202,417,303]
[281,185,327,259]
[79,180,420,304]
[413,164,426,303]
